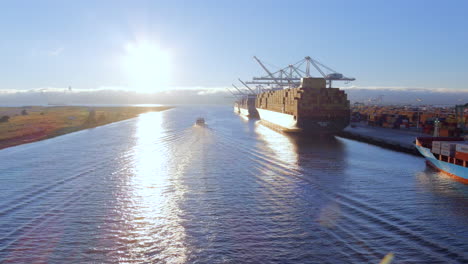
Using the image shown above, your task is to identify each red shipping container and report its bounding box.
[455,151,468,161]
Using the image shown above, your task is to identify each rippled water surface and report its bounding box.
[1,106,467,263]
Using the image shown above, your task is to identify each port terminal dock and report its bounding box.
[338,122,425,155]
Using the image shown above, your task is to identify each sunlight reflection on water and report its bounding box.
[254,122,298,169]
[120,112,188,262]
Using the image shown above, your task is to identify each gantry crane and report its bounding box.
[243,56,355,90]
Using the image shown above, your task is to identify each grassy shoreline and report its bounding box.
[0,106,172,150]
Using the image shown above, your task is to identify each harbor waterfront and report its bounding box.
[0,106,467,263]
[338,122,424,155]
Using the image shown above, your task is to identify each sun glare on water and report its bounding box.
[122,41,171,93]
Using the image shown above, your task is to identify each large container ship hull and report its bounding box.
[297,116,349,134]
[234,103,239,114]
[255,78,350,134]
[238,106,250,117]
[234,104,251,117]
[256,108,299,132]
[415,137,468,184]
[234,96,259,118]
[257,108,349,133]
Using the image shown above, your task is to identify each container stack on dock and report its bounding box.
[352,105,464,136]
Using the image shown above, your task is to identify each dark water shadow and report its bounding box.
[253,124,349,189]
[415,167,468,224]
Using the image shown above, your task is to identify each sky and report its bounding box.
[1,0,467,96]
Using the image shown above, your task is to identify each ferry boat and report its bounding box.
[195,117,205,126]
[415,137,468,183]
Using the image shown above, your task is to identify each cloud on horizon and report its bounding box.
[0,85,467,106]
[343,85,468,94]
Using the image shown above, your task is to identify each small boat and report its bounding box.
[415,137,468,183]
[195,117,205,126]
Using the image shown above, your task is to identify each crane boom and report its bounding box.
[308,57,326,78]
[232,84,247,95]
[292,67,303,78]
[253,77,301,81]
[238,79,256,94]
[253,56,282,86]
[246,81,300,85]
[226,88,241,98]
[236,56,355,93]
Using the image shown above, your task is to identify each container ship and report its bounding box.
[234,94,259,118]
[415,137,468,183]
[231,56,354,134]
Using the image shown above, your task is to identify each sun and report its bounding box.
[122,41,171,93]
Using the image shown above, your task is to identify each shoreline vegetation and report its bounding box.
[0,106,172,150]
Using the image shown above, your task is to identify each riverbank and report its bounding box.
[338,122,426,156]
[0,106,172,150]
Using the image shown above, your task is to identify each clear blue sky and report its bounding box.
[1,0,467,91]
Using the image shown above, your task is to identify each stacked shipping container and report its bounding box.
[352,105,463,136]
[455,144,468,160]
[255,78,350,121]
[431,140,468,164]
